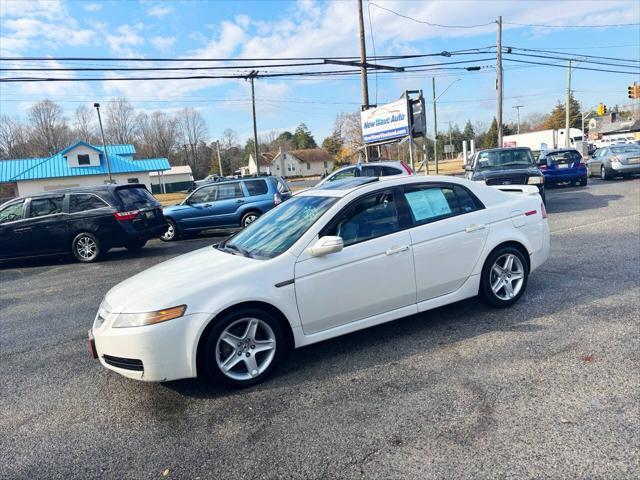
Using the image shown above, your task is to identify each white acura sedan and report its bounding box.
[89,175,549,387]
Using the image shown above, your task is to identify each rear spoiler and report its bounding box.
[490,185,540,195]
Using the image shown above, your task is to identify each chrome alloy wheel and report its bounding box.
[243,213,258,227]
[76,235,97,261]
[490,253,525,301]
[161,224,175,241]
[215,318,276,381]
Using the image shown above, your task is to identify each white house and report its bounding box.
[247,148,335,178]
[149,165,194,193]
[0,141,170,199]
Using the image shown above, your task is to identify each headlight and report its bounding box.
[527,176,543,185]
[112,305,187,328]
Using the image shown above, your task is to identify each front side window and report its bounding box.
[0,200,25,224]
[324,190,399,247]
[225,195,336,259]
[69,194,109,213]
[77,154,90,165]
[244,179,268,196]
[216,182,243,200]
[188,185,216,204]
[29,196,64,217]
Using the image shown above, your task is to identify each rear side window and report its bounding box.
[381,166,402,176]
[216,182,243,200]
[69,194,109,213]
[116,187,158,209]
[402,185,480,226]
[276,177,290,193]
[330,167,355,182]
[29,196,64,217]
[244,179,268,196]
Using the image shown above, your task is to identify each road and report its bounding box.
[1,178,639,479]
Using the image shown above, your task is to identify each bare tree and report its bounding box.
[136,111,180,160]
[104,98,136,144]
[220,128,239,150]
[178,107,209,177]
[28,100,71,156]
[0,115,30,159]
[73,105,98,143]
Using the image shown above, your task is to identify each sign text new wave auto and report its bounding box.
[361,99,410,144]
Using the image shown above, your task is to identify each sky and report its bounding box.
[1,0,639,145]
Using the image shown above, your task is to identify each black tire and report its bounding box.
[601,165,609,180]
[125,239,147,251]
[200,307,286,387]
[160,219,179,242]
[479,246,529,308]
[241,211,260,228]
[71,232,102,263]
[579,177,588,187]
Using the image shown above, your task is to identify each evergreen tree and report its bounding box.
[543,93,582,129]
[463,120,475,140]
[292,123,317,149]
[321,129,343,155]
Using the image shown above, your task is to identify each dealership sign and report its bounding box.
[361,99,409,144]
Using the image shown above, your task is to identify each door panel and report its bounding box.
[22,196,67,256]
[295,230,416,335]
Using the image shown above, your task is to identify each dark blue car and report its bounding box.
[537,148,588,187]
[160,176,291,241]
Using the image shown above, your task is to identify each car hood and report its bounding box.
[472,165,541,180]
[104,246,257,313]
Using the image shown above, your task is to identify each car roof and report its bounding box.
[540,148,578,155]
[478,147,532,153]
[24,183,150,199]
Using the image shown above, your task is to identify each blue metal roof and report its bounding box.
[0,143,169,183]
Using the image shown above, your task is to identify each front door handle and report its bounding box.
[385,245,409,255]
[465,223,486,233]
[203,203,212,208]
[236,199,244,203]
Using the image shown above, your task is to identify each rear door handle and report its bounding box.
[14,227,32,233]
[385,245,409,255]
[465,224,486,233]
[203,203,212,208]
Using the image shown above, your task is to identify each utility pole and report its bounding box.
[447,121,453,160]
[565,60,572,147]
[248,70,260,174]
[513,105,524,134]
[93,103,113,184]
[357,0,370,162]
[496,16,503,148]
[432,77,439,174]
[216,140,223,176]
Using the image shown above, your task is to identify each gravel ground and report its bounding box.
[1,178,638,479]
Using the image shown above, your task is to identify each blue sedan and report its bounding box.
[537,149,588,187]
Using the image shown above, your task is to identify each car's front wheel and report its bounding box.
[480,246,529,308]
[72,232,102,263]
[201,307,285,387]
[601,165,610,180]
[160,219,179,241]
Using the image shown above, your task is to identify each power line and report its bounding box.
[507,46,640,64]
[503,58,639,75]
[505,51,640,69]
[503,20,640,28]
[369,2,495,28]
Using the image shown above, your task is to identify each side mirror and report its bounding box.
[307,236,344,257]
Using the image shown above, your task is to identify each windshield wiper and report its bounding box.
[223,243,252,258]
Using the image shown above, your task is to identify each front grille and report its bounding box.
[103,355,144,371]
[486,175,527,186]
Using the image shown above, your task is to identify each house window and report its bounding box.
[127,178,139,184]
[306,162,311,170]
[77,154,90,165]
[276,165,280,170]
[323,161,328,168]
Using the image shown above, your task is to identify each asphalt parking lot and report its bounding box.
[1,178,639,479]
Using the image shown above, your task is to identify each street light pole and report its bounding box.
[93,103,113,184]
[513,105,524,134]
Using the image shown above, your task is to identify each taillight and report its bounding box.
[112,210,140,221]
[273,193,282,205]
[579,161,586,167]
[541,202,547,219]
[400,162,414,175]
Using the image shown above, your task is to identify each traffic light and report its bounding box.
[597,103,607,116]
[629,82,639,99]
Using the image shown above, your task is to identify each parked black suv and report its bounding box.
[465,147,546,203]
[0,184,166,263]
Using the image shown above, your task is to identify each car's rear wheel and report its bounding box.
[72,232,101,263]
[160,219,179,241]
[125,239,147,251]
[579,177,588,186]
[241,211,260,228]
[201,307,285,387]
[480,246,529,308]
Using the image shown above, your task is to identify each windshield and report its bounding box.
[476,149,534,170]
[224,195,337,259]
[611,145,640,154]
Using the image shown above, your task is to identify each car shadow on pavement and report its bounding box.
[545,192,622,214]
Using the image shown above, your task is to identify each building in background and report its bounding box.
[0,141,170,200]
[246,148,335,178]
[149,165,193,194]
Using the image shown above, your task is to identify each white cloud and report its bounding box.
[106,24,145,55]
[82,3,102,12]
[150,35,176,52]
[146,5,174,19]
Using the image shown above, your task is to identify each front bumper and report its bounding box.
[91,312,211,382]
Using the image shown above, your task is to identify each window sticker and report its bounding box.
[404,188,451,222]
